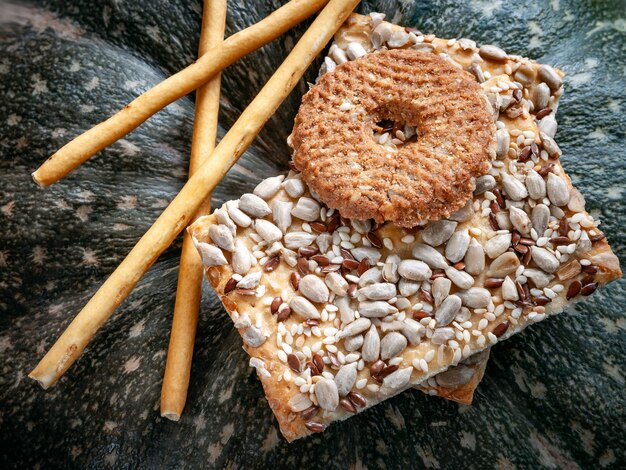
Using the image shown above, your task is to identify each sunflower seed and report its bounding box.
[358,301,398,318]
[496,212,512,231]
[487,252,520,277]
[242,325,267,347]
[344,334,363,352]
[209,224,235,252]
[395,297,412,311]
[532,82,551,110]
[435,294,462,327]
[567,187,586,213]
[464,239,485,275]
[474,175,497,195]
[445,229,470,263]
[398,260,432,281]
[334,363,358,396]
[501,173,528,201]
[401,318,425,345]
[359,282,397,301]
[289,296,320,320]
[272,200,293,233]
[346,41,367,60]
[237,271,262,289]
[456,288,491,308]
[340,317,371,337]
[547,173,570,207]
[509,206,531,235]
[538,115,557,138]
[281,247,298,267]
[501,276,519,301]
[325,272,348,296]
[421,220,458,246]
[383,367,413,390]
[314,233,330,254]
[362,325,380,362]
[388,30,410,48]
[449,200,474,223]
[291,197,321,222]
[479,44,508,61]
[284,232,317,250]
[445,266,474,290]
[411,243,449,269]
[380,332,408,360]
[371,22,393,49]
[196,242,227,266]
[351,219,372,233]
[495,128,510,159]
[538,64,562,91]
[315,378,339,411]
[532,204,550,235]
[335,296,355,324]
[485,233,512,259]
[514,62,535,85]
[215,207,237,235]
[232,240,252,275]
[381,321,405,333]
[435,365,474,387]
[525,169,546,200]
[253,175,284,200]
[531,247,560,273]
[357,267,382,287]
[382,254,401,283]
[225,201,252,228]
[288,393,313,412]
[432,277,452,307]
[239,193,271,217]
[254,219,283,243]
[576,231,592,255]
[431,327,455,344]
[468,63,485,83]
[540,132,561,158]
[283,178,305,198]
[398,278,421,297]
[299,275,330,303]
[351,247,382,264]
[523,268,554,288]
[497,93,514,111]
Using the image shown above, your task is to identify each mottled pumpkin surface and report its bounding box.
[0,0,624,468]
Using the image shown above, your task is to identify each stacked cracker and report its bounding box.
[188,13,621,441]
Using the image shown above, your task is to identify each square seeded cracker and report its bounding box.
[188,14,621,441]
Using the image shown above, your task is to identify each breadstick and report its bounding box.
[31,0,330,188]
[160,0,227,422]
[29,0,361,389]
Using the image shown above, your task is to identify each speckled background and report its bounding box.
[1,0,625,468]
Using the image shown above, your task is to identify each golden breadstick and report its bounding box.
[31,0,330,187]
[160,0,227,422]
[29,0,361,389]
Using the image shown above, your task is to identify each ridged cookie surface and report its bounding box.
[291,49,496,227]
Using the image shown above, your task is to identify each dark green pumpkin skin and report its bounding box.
[0,1,624,468]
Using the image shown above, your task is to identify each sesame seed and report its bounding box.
[453,348,462,364]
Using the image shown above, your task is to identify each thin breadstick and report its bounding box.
[31,0,330,188]
[29,0,361,389]
[160,0,227,422]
